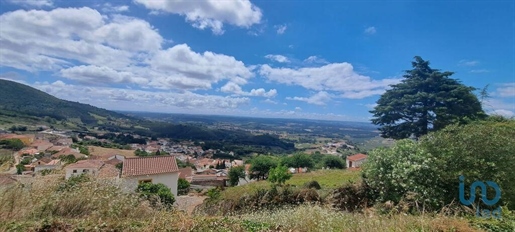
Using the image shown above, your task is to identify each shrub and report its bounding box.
[178,178,190,195]
[136,182,175,209]
[268,164,292,186]
[322,155,345,169]
[303,180,321,190]
[363,139,442,210]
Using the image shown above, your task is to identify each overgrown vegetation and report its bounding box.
[363,119,515,212]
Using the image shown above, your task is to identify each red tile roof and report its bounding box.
[122,156,179,177]
[66,160,104,169]
[347,153,368,161]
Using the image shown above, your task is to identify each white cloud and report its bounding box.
[133,0,262,35]
[275,24,287,34]
[286,91,332,105]
[469,69,489,73]
[458,59,480,66]
[7,0,52,7]
[260,63,400,99]
[0,8,255,91]
[0,7,156,71]
[364,26,376,35]
[33,81,250,111]
[295,107,302,111]
[495,83,515,97]
[221,82,277,97]
[150,44,253,88]
[264,54,290,63]
[490,109,514,118]
[60,65,147,85]
[483,98,515,118]
[303,56,328,64]
[101,3,129,13]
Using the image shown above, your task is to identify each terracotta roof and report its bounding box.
[98,164,120,178]
[178,167,193,179]
[122,156,179,177]
[66,160,104,169]
[347,153,368,161]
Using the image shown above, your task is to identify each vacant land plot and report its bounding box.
[88,146,136,158]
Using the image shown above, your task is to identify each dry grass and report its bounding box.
[239,204,482,232]
[88,145,136,158]
[0,174,484,232]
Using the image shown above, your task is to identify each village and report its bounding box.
[0,128,368,202]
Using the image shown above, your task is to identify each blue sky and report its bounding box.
[0,0,514,121]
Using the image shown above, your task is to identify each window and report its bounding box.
[73,170,77,173]
[138,179,152,184]
[83,169,89,173]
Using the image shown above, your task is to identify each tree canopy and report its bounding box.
[370,56,486,139]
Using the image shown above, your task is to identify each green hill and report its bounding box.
[0,79,294,154]
[0,79,132,125]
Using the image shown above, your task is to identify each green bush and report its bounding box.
[363,139,442,209]
[322,155,345,169]
[136,182,175,209]
[363,119,515,211]
[268,164,292,186]
[178,178,190,195]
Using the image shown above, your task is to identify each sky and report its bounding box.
[0,0,514,122]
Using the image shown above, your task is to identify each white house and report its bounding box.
[65,160,104,179]
[346,153,368,168]
[34,159,61,173]
[121,156,180,196]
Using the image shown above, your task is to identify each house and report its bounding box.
[51,147,84,160]
[346,153,368,168]
[65,160,104,179]
[121,156,179,196]
[34,159,61,173]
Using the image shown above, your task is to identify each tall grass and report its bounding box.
[0,174,486,231]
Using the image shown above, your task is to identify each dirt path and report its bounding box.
[176,195,206,215]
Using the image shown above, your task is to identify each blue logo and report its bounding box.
[459,175,502,219]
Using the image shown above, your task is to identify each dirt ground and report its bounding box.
[175,195,207,215]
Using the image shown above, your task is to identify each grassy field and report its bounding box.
[219,169,360,204]
[287,169,361,188]
[0,174,492,232]
[88,146,137,158]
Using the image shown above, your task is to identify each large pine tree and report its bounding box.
[370,56,486,139]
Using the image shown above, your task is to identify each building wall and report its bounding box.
[124,172,179,196]
[346,158,367,168]
[34,165,59,173]
[65,168,98,179]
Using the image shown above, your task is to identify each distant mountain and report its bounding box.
[0,79,132,125]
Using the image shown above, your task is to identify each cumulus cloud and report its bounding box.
[260,63,400,99]
[221,82,277,98]
[0,8,254,91]
[286,91,332,105]
[0,7,157,71]
[133,0,262,35]
[150,44,253,87]
[364,26,376,35]
[264,54,290,63]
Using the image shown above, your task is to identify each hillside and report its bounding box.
[0,79,294,154]
[0,79,133,125]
